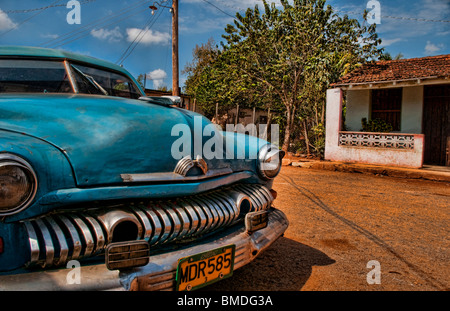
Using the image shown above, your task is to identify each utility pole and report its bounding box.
[150,1,179,96]
[172,0,179,97]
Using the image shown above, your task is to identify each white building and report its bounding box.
[325,55,450,168]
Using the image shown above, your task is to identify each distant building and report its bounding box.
[325,54,450,168]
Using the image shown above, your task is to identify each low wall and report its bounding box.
[327,131,425,168]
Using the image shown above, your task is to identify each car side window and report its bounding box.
[70,63,142,99]
[0,59,72,93]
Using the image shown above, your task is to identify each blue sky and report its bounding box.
[0,0,449,91]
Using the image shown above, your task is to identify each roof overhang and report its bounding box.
[333,76,449,91]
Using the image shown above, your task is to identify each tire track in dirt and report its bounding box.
[279,173,447,290]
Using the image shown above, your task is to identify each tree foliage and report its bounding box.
[184,0,384,154]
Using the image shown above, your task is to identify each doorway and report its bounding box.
[423,85,450,166]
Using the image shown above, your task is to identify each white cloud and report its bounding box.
[180,16,233,34]
[424,41,444,55]
[0,9,16,31]
[417,0,450,21]
[91,26,123,43]
[126,28,170,46]
[147,69,168,89]
[380,38,403,47]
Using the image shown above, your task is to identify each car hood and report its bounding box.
[0,94,230,187]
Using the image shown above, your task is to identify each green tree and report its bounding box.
[136,74,146,89]
[183,38,269,119]
[184,0,383,154]
[183,39,226,118]
[221,0,383,152]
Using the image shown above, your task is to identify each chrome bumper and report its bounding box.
[0,208,288,291]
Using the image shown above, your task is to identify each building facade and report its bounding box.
[325,55,450,168]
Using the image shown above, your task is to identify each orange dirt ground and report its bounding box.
[204,166,449,291]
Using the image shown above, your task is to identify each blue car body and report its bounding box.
[0,46,288,290]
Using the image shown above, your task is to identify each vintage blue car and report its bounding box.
[0,46,288,291]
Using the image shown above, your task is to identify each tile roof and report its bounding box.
[333,54,450,86]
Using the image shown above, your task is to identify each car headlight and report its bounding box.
[0,154,38,216]
[257,144,285,180]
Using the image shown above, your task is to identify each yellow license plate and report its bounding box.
[176,245,235,291]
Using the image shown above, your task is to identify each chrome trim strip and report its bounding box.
[23,221,40,265]
[206,194,227,227]
[186,199,207,235]
[168,202,190,239]
[47,217,69,266]
[198,197,219,231]
[58,215,82,260]
[82,215,106,253]
[180,202,199,236]
[214,192,239,223]
[213,194,233,226]
[236,185,261,212]
[64,60,79,93]
[152,207,172,245]
[35,219,54,268]
[162,204,182,242]
[173,156,194,176]
[242,185,266,210]
[257,186,274,203]
[141,207,162,245]
[130,207,153,241]
[72,216,94,257]
[120,168,232,183]
[192,198,213,233]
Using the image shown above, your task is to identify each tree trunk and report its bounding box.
[303,119,310,155]
[281,105,294,152]
[282,108,291,152]
[265,108,272,142]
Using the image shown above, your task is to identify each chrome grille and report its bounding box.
[127,209,287,291]
[22,184,273,268]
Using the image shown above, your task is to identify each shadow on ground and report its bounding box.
[201,237,335,291]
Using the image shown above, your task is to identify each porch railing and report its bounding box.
[338,132,416,150]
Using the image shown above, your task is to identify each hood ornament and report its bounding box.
[174,155,208,177]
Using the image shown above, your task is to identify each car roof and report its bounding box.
[0,45,131,76]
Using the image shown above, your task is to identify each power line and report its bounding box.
[117,8,165,65]
[201,0,236,19]
[117,0,171,65]
[0,0,65,37]
[211,0,450,23]
[3,0,98,14]
[377,15,450,23]
[334,9,450,23]
[116,13,156,64]
[41,0,150,48]
[50,9,148,49]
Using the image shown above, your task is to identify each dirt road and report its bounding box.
[206,166,450,291]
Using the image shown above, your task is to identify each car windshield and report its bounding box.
[0,58,143,99]
[70,63,142,99]
[0,59,72,93]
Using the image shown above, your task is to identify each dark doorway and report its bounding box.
[423,85,450,166]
